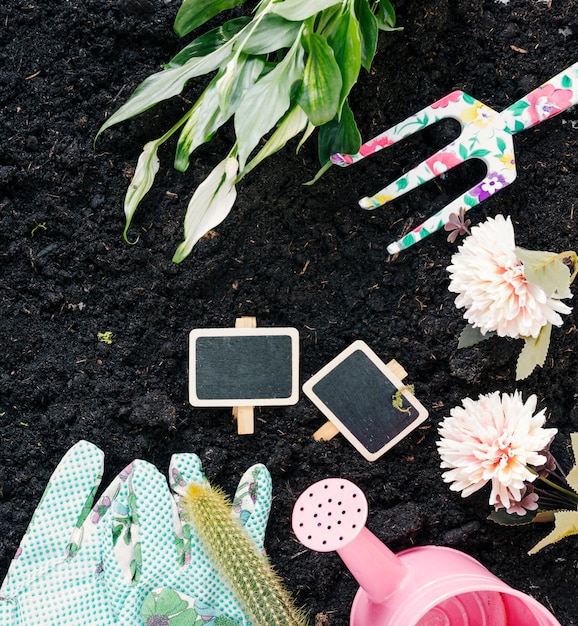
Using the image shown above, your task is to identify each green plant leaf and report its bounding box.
[235,14,302,55]
[565,432,578,493]
[97,43,235,138]
[516,322,552,380]
[355,0,378,71]
[297,120,316,153]
[172,156,239,263]
[528,510,578,555]
[175,51,266,170]
[297,32,342,126]
[240,105,309,178]
[305,160,333,186]
[174,0,248,38]
[123,140,161,243]
[374,0,401,31]
[317,99,361,163]
[457,324,494,348]
[271,0,343,21]
[165,17,250,68]
[234,40,305,168]
[515,247,573,299]
[174,77,225,172]
[326,6,362,113]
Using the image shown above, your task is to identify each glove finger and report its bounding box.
[232,464,272,552]
[4,441,103,578]
[167,453,206,567]
[102,459,181,622]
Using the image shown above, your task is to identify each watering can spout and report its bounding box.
[337,526,408,603]
[291,478,407,604]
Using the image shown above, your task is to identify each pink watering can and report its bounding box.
[292,478,561,625]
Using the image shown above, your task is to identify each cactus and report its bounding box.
[182,482,309,626]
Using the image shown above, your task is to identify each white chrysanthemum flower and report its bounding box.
[447,215,572,338]
[437,391,557,510]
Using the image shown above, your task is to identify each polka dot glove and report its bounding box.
[0,441,272,626]
[0,441,118,624]
[101,452,272,625]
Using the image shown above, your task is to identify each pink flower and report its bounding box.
[437,391,557,510]
[426,151,461,175]
[359,134,394,157]
[447,215,572,338]
[494,487,539,516]
[525,83,574,126]
[431,90,463,109]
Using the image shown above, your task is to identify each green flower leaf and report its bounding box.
[155,588,189,615]
[516,322,552,380]
[172,156,238,263]
[174,0,248,38]
[488,508,537,526]
[98,0,397,261]
[457,324,494,348]
[123,140,160,243]
[297,32,342,126]
[515,247,573,298]
[528,510,578,555]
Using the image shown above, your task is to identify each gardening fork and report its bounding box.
[331,61,578,255]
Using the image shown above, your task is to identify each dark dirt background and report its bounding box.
[1,0,578,623]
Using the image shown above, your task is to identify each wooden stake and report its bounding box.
[232,316,257,435]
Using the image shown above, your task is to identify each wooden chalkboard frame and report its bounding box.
[189,327,300,408]
[303,340,428,461]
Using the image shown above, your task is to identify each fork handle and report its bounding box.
[500,61,578,134]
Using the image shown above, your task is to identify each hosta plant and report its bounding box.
[97,0,398,262]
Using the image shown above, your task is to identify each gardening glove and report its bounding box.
[98,453,272,626]
[0,440,120,625]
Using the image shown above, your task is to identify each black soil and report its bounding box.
[1,0,578,624]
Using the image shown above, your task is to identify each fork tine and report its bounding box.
[358,139,466,209]
[385,162,518,255]
[331,90,468,168]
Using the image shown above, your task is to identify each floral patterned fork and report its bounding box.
[332,61,578,255]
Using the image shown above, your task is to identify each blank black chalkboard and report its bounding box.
[189,328,299,407]
[303,341,428,461]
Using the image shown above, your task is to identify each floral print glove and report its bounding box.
[0,442,272,626]
[98,453,272,626]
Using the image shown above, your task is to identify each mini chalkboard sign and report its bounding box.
[189,318,299,435]
[303,340,428,461]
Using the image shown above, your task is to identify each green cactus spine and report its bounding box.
[183,482,308,626]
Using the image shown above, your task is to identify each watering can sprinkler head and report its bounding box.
[292,478,407,604]
[292,478,562,626]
